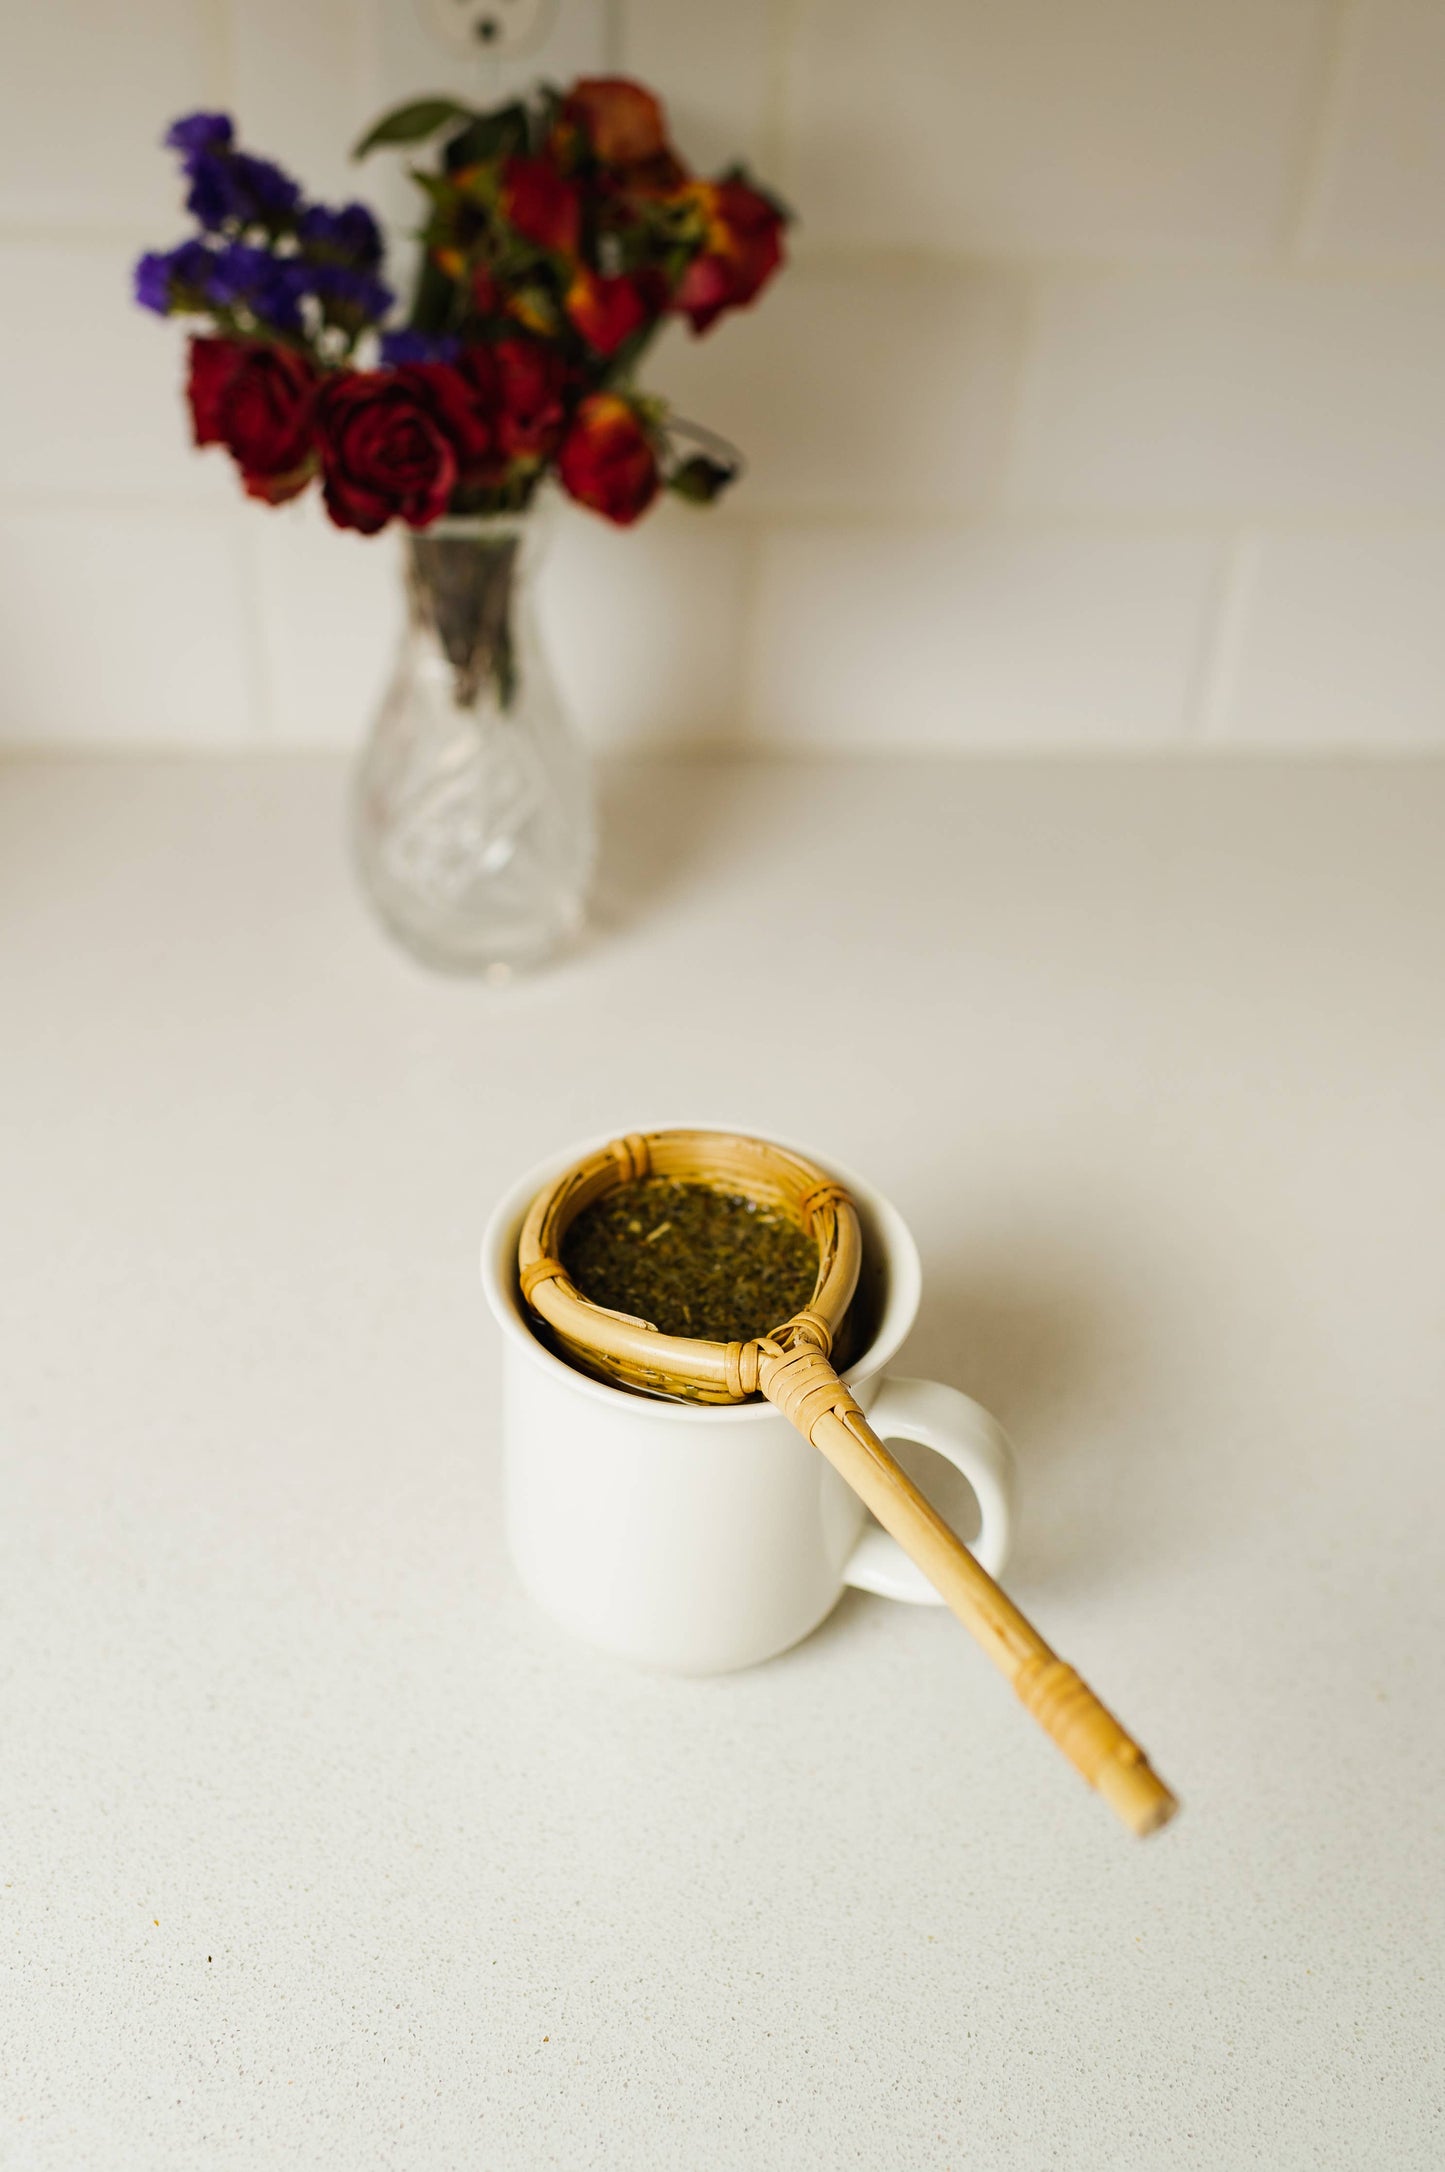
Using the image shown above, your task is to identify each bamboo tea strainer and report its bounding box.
[519,1128,1179,1837]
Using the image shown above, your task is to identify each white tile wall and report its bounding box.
[1301,0,1445,266]
[748,525,1224,749]
[620,0,773,174]
[1207,530,1445,746]
[788,0,1330,260]
[0,240,227,504]
[1,0,1443,754]
[247,499,402,745]
[653,261,1025,514]
[0,510,254,745]
[231,0,375,210]
[542,500,752,749]
[0,0,224,230]
[1011,271,1445,514]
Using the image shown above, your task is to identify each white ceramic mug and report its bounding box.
[481,1133,1017,1675]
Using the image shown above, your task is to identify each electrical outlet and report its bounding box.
[416,0,560,60]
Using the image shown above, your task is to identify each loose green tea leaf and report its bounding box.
[561,1179,817,1344]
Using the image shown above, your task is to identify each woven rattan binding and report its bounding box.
[518,1127,860,1404]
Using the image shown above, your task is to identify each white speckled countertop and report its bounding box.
[1,753,1442,2170]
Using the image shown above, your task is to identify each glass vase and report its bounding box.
[352,507,594,978]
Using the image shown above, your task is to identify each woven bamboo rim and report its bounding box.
[519,1127,859,1403]
[516,1128,1179,1839]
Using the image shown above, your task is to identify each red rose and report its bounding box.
[562,78,669,167]
[557,394,658,526]
[613,147,690,198]
[564,267,654,356]
[501,155,580,255]
[316,370,458,533]
[405,357,502,483]
[674,180,785,334]
[495,339,569,462]
[186,336,317,503]
[187,337,245,446]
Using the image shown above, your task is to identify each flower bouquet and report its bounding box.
[136,81,788,974]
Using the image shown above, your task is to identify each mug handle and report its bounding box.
[843,1376,1016,1597]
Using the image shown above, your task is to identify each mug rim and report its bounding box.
[480,1124,922,1427]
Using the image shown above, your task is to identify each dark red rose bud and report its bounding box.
[187,337,246,446]
[315,370,458,534]
[458,345,501,404]
[615,146,690,198]
[674,179,785,334]
[558,394,658,526]
[400,359,500,482]
[564,267,653,356]
[495,339,569,462]
[562,78,669,167]
[501,155,581,255]
[671,254,734,337]
[186,336,317,503]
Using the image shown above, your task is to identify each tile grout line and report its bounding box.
[5,230,1444,285]
[8,495,1445,537]
[210,0,237,108]
[762,0,814,200]
[1176,531,1240,744]
[1186,532,1263,745]
[3,734,1429,766]
[1284,0,1366,265]
[991,273,1043,517]
[602,0,624,75]
[355,0,385,134]
[733,519,770,747]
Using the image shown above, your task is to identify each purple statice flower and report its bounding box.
[208,242,309,332]
[169,238,218,292]
[232,152,302,223]
[378,329,463,366]
[133,237,218,314]
[298,201,383,271]
[204,241,266,305]
[184,151,242,229]
[252,261,310,334]
[184,147,301,233]
[308,260,393,327]
[134,249,175,314]
[165,112,234,158]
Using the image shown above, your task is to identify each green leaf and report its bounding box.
[443,102,529,171]
[595,323,660,391]
[407,167,459,208]
[408,252,461,337]
[668,454,737,506]
[353,98,477,160]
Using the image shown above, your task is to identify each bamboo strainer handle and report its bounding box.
[756,1337,1178,1838]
